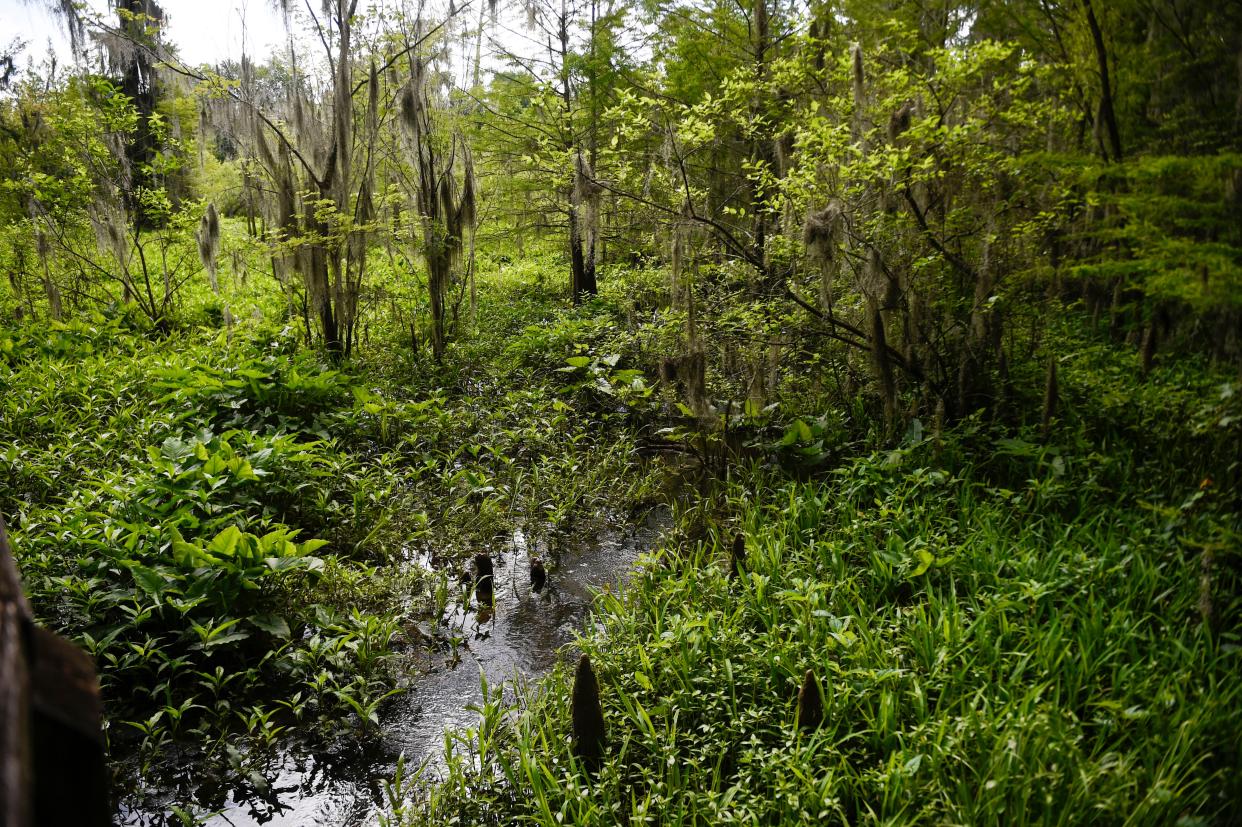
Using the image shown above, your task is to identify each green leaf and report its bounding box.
[265,556,306,572]
[564,356,591,368]
[911,549,935,577]
[250,614,291,638]
[208,526,243,558]
[300,538,329,556]
[130,564,166,596]
[170,524,201,563]
[193,630,250,649]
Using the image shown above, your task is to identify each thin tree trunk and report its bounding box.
[750,0,773,290]
[569,207,588,302]
[1082,0,1123,162]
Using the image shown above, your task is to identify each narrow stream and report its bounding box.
[119,509,668,826]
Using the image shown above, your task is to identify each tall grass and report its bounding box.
[399,429,1240,825]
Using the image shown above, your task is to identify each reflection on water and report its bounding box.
[118,510,668,827]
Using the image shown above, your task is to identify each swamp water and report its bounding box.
[118,509,668,826]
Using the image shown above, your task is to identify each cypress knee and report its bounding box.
[530,556,547,594]
[797,669,824,731]
[730,532,746,580]
[571,653,606,772]
[473,553,494,606]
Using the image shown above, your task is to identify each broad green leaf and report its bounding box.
[130,564,166,596]
[209,526,243,558]
[193,630,250,649]
[250,614,291,638]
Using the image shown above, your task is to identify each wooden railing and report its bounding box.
[0,516,110,827]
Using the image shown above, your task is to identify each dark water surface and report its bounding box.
[119,510,668,826]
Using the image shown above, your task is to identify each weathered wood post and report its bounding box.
[0,517,32,827]
[0,517,110,827]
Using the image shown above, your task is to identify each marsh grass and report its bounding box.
[398,421,1241,825]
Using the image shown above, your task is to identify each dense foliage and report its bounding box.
[1,0,1239,823]
[407,317,1242,824]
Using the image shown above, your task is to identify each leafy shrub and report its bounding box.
[2,324,411,782]
[503,311,619,374]
[155,352,350,432]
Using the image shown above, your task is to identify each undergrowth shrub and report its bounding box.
[0,321,414,781]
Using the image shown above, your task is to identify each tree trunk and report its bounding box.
[39,260,61,321]
[1082,0,1123,162]
[569,208,589,303]
[750,0,774,291]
